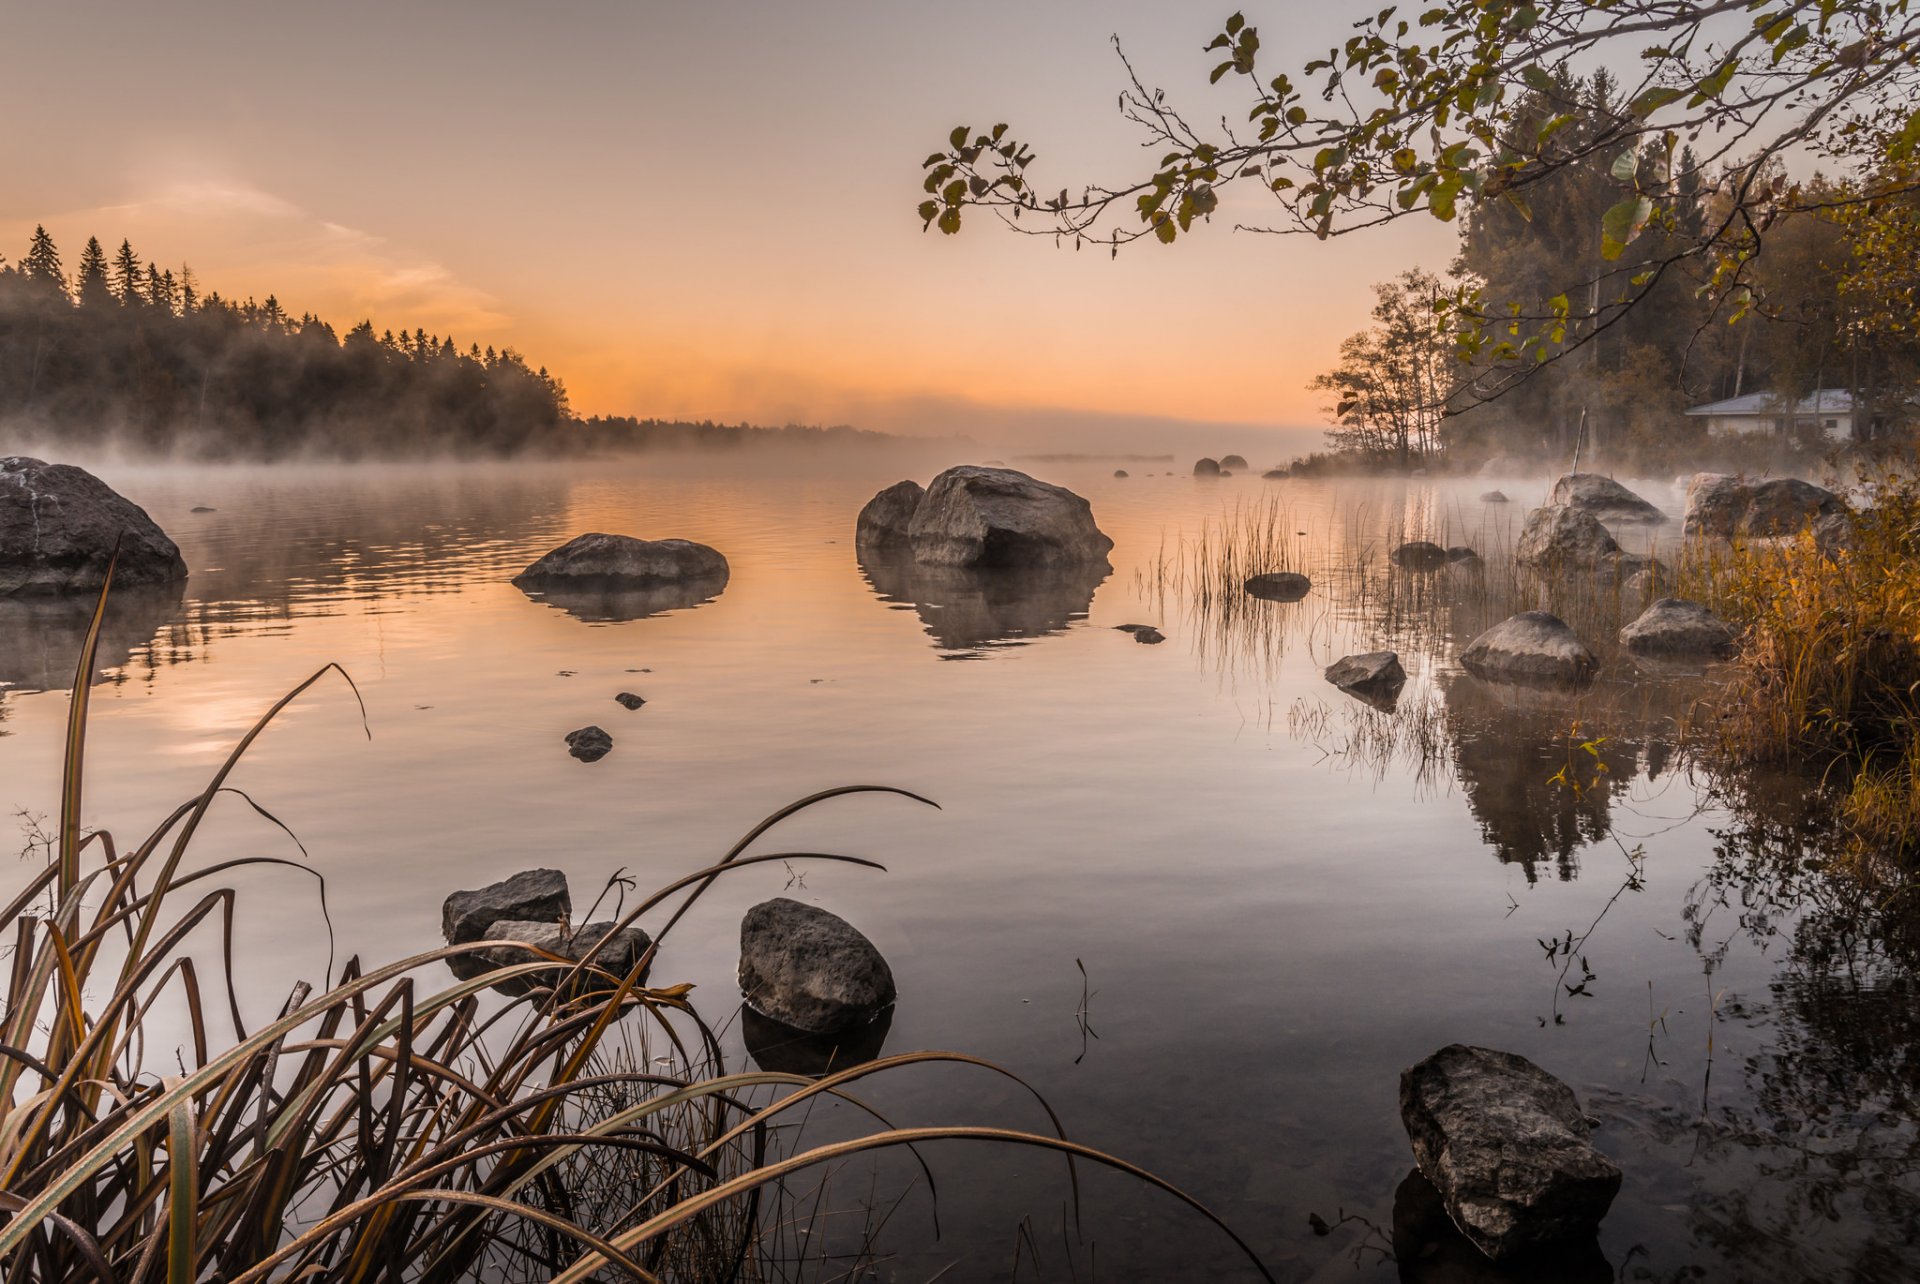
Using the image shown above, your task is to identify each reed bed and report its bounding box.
[0,565,1271,1283]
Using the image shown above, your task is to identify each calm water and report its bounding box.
[1,454,1912,1282]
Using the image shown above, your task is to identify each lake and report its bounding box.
[1,453,1911,1282]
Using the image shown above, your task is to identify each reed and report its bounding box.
[0,569,1271,1282]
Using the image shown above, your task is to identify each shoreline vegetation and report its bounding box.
[0,228,908,461]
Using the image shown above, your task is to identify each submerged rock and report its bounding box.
[1683,473,1843,538]
[739,897,896,1034]
[614,691,646,710]
[854,479,926,550]
[190,505,217,513]
[1130,626,1166,644]
[1480,490,1509,503]
[1113,469,1129,479]
[905,466,1113,570]
[514,532,729,588]
[1262,468,1288,480]
[1460,612,1598,687]
[1391,540,1450,571]
[1325,651,1405,707]
[442,868,572,944]
[0,456,188,595]
[481,918,652,977]
[566,726,613,761]
[1193,457,1222,477]
[1220,454,1249,471]
[1620,598,1738,658]
[1400,1044,1622,1261]
[1551,473,1666,524]
[1244,571,1312,602]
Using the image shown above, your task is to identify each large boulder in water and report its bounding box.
[1193,457,1222,477]
[1460,612,1598,687]
[739,898,896,1034]
[1220,454,1249,471]
[442,869,571,944]
[1683,473,1843,538]
[1550,473,1666,524]
[1620,598,1738,658]
[1400,1044,1622,1261]
[1391,540,1450,571]
[1517,505,1621,570]
[854,480,925,550]
[513,532,728,589]
[0,457,187,595]
[906,466,1112,570]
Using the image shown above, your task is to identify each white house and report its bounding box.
[1684,389,1856,440]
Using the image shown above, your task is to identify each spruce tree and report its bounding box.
[75,237,113,308]
[21,226,65,294]
[110,238,144,305]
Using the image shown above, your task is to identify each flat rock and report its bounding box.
[906,466,1113,570]
[1193,457,1222,477]
[1550,474,1666,524]
[1244,571,1311,602]
[0,457,189,595]
[1620,598,1737,658]
[566,726,613,761]
[1683,473,1843,538]
[443,868,571,944]
[739,897,896,1034]
[513,533,729,591]
[1325,651,1405,706]
[481,918,652,977]
[854,480,926,549]
[1392,541,1451,571]
[614,692,646,710]
[1460,612,1598,687]
[1401,1044,1622,1261]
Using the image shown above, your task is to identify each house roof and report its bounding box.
[1685,389,1855,417]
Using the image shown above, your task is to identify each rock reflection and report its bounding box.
[514,574,729,623]
[0,583,187,692]
[1390,1169,1611,1284]
[858,552,1106,656]
[741,1006,892,1077]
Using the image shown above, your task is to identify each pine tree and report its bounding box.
[75,237,113,308]
[179,264,198,312]
[110,238,144,305]
[21,226,66,294]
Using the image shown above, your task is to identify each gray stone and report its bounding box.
[906,466,1113,570]
[1244,571,1311,602]
[1262,468,1288,480]
[1193,457,1222,477]
[1392,541,1451,571]
[1131,626,1166,645]
[566,726,613,762]
[1480,490,1509,503]
[1325,651,1406,705]
[481,918,652,976]
[1683,473,1843,538]
[190,505,217,513]
[1112,469,1129,479]
[1460,612,1599,687]
[854,480,926,549]
[614,692,646,710]
[443,868,572,944]
[1517,505,1621,570]
[1220,454,1249,471]
[739,897,896,1034]
[0,457,188,596]
[1550,474,1666,524]
[513,533,729,590]
[1620,598,1738,658]
[1401,1044,1622,1261]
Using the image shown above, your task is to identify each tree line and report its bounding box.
[0,230,878,458]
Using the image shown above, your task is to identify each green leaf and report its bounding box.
[937,208,962,235]
[949,125,969,150]
[917,200,938,225]
[1610,149,1639,184]
[1600,196,1653,259]
[1629,85,1685,117]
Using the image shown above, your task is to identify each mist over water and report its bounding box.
[0,453,1908,1280]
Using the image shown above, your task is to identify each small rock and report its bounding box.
[566,726,613,762]
[1551,473,1666,524]
[1401,1044,1622,1261]
[1132,626,1166,644]
[1480,490,1509,503]
[1193,457,1222,477]
[1220,454,1249,471]
[614,692,646,710]
[1325,651,1405,706]
[739,898,896,1034]
[1620,598,1738,658]
[1391,541,1450,571]
[481,918,652,977]
[1244,571,1311,602]
[1263,468,1288,480]
[442,868,571,944]
[190,505,217,513]
[1113,469,1129,479]
[1460,612,1598,687]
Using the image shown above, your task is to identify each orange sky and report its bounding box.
[1,2,1455,451]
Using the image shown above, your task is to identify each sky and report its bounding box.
[0,1,1457,453]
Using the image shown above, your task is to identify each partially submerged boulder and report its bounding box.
[1391,541,1451,571]
[1480,490,1509,503]
[1112,469,1129,479]
[1193,457,1222,477]
[1517,505,1622,570]
[1460,612,1599,687]
[1551,473,1666,524]
[614,691,646,710]
[1325,651,1406,707]
[739,898,896,1034]
[1400,1044,1622,1261]
[1683,473,1843,538]
[443,869,571,944]
[854,480,926,550]
[1620,598,1738,658]
[1116,623,1166,644]
[1244,571,1311,602]
[1262,468,1288,480]
[1220,454,1249,471]
[481,919,652,977]
[0,456,188,595]
[513,532,729,589]
[905,466,1113,570]
[566,726,613,762]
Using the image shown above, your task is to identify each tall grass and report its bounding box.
[0,565,1271,1282]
